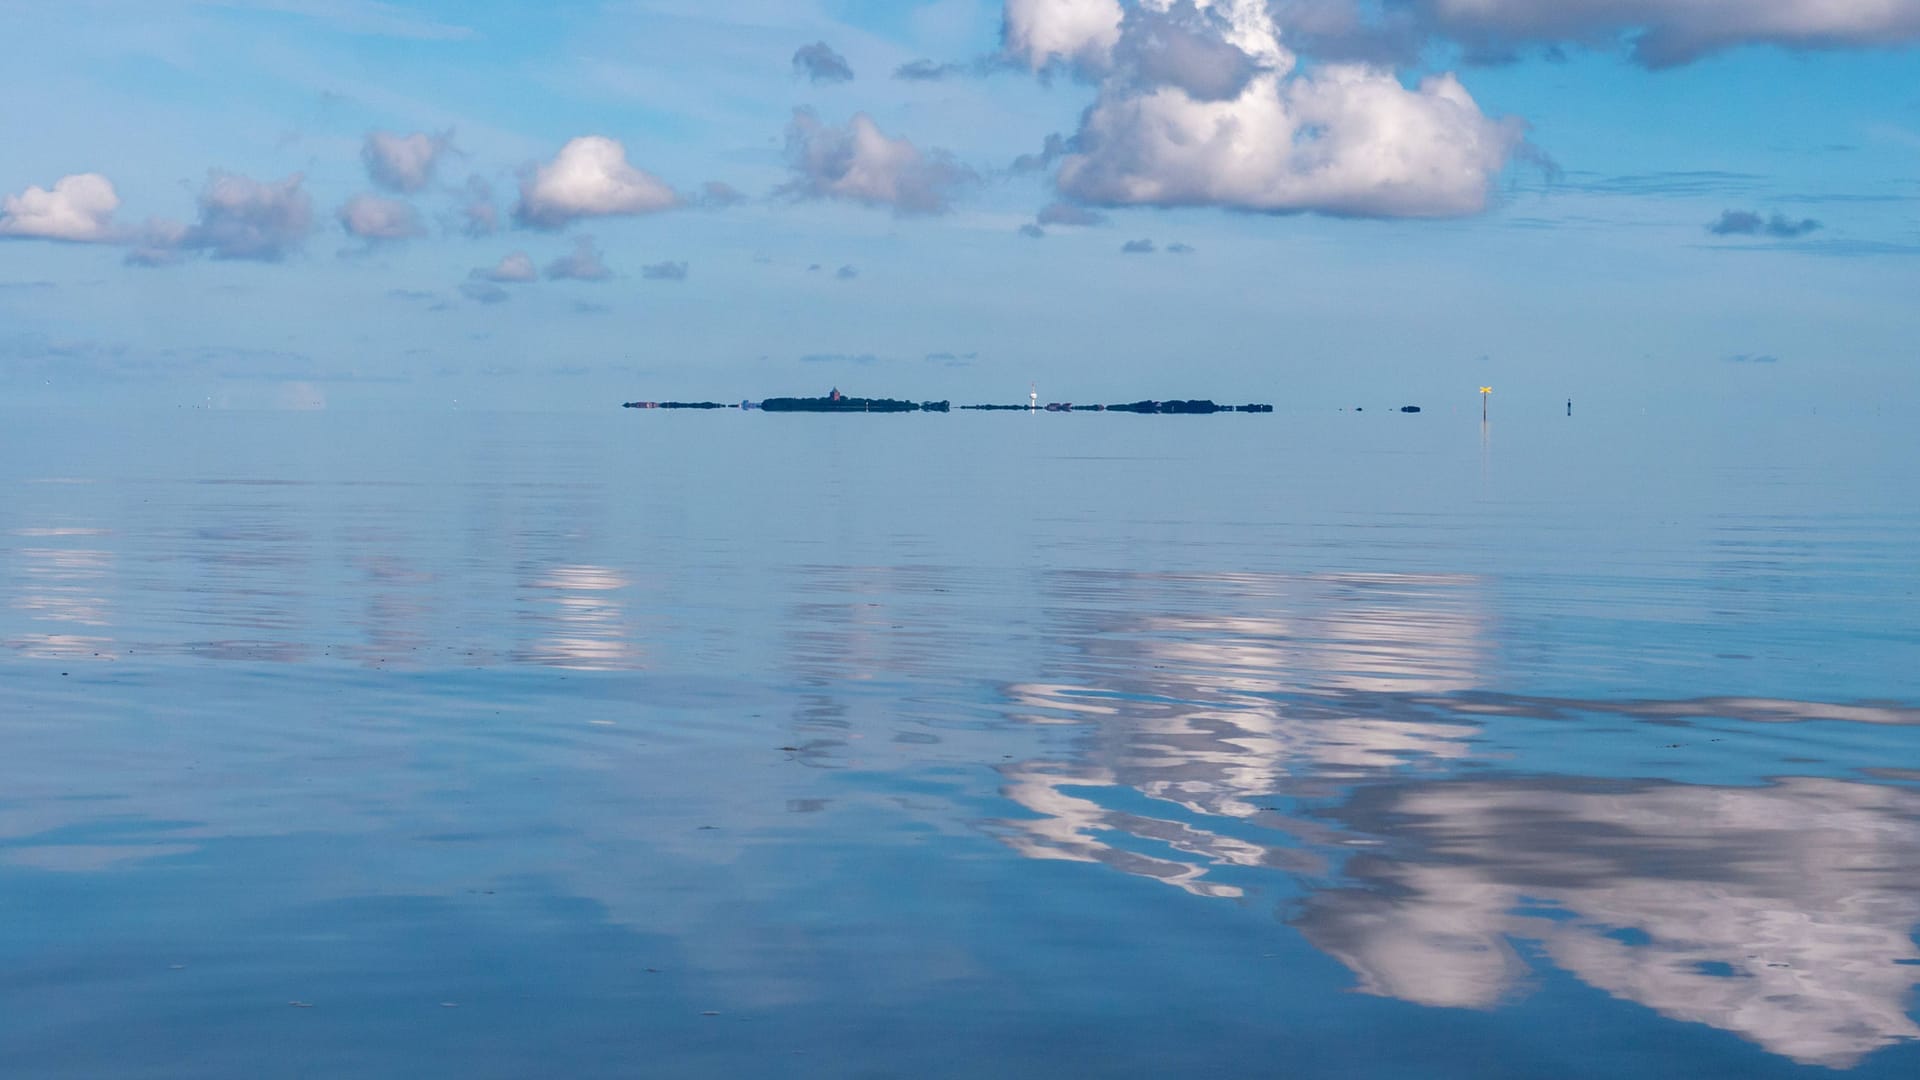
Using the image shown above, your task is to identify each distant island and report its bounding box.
[763,391,947,412]
[624,388,1274,414]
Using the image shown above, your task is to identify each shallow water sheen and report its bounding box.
[2,407,1916,1078]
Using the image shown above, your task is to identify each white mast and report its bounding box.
[1030,382,1038,411]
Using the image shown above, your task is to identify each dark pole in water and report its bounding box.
[1480,386,1492,422]
[1567,398,1572,416]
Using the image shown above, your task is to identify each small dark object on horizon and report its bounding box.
[1400,405,1421,413]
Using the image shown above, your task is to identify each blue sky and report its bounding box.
[1,0,1916,412]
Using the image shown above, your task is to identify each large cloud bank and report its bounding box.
[513,136,677,228]
[1012,0,1524,218]
[1408,0,1920,67]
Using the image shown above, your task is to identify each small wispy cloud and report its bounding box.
[696,181,745,208]
[339,193,424,242]
[1708,210,1822,238]
[545,236,612,281]
[892,53,1010,81]
[458,175,497,237]
[1564,170,1766,197]
[641,260,688,281]
[471,251,536,283]
[460,280,510,304]
[361,131,453,193]
[895,58,959,81]
[1036,201,1105,227]
[793,41,854,84]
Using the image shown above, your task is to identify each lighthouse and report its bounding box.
[1030,382,1038,411]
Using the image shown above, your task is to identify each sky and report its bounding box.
[1,0,1917,413]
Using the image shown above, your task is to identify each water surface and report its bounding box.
[2,406,1916,1078]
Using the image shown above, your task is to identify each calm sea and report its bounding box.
[2,404,1916,1078]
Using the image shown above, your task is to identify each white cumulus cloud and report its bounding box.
[1003,0,1125,69]
[0,173,121,242]
[1007,0,1523,218]
[458,175,498,237]
[782,109,974,215]
[1059,66,1523,217]
[338,193,424,240]
[361,131,452,192]
[513,136,677,229]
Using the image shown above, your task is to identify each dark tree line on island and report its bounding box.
[622,391,1280,414]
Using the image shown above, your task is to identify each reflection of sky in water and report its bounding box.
[978,567,1920,1068]
[0,450,646,672]
[6,542,114,659]
[1298,777,1920,1069]
[517,564,640,670]
[991,569,1488,887]
[1,411,1917,1076]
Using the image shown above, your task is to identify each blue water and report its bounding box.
[1,406,1916,1077]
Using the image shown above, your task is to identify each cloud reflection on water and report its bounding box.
[1297,776,1920,1069]
[0,487,651,671]
[5,543,115,659]
[517,563,641,670]
[991,570,1488,877]
[984,568,1920,1069]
